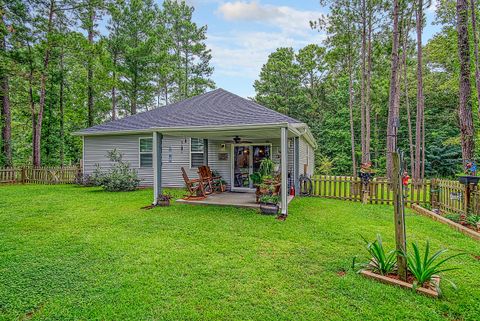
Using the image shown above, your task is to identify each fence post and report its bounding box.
[21,167,26,183]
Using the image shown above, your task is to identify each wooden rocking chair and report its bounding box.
[198,166,224,193]
[181,167,206,199]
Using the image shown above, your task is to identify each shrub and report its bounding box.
[401,241,463,291]
[467,214,480,227]
[444,213,461,223]
[74,173,95,187]
[357,234,397,275]
[92,149,141,192]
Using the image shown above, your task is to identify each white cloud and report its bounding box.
[217,1,324,35]
[209,1,326,96]
[208,31,325,77]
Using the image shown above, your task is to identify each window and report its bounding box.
[139,138,153,167]
[190,138,206,167]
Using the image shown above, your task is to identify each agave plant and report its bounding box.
[358,234,397,275]
[402,241,463,290]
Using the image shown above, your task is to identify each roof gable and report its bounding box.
[77,88,302,135]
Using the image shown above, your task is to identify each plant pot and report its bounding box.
[156,199,170,207]
[457,175,480,185]
[220,184,226,192]
[260,203,279,215]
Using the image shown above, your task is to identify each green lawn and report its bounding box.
[1,185,479,320]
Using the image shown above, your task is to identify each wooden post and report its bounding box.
[21,167,26,184]
[463,183,471,221]
[392,152,407,281]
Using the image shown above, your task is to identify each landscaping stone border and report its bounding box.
[411,204,480,241]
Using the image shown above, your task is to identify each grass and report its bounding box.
[1,184,479,320]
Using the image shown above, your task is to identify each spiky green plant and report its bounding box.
[402,241,463,290]
[358,234,397,275]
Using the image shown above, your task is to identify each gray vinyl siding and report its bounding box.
[299,137,315,176]
[83,134,314,188]
[83,134,154,186]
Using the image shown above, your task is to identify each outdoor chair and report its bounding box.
[181,167,206,199]
[198,165,224,193]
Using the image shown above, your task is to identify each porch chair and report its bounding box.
[198,165,224,193]
[181,167,206,200]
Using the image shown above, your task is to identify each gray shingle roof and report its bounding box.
[77,88,302,135]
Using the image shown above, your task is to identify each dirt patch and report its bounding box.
[474,255,480,261]
[337,270,346,277]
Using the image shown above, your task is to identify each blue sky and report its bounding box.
[177,1,442,98]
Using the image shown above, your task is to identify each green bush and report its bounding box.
[401,241,463,292]
[357,234,397,275]
[92,149,141,192]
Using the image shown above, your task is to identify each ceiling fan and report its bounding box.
[224,135,252,144]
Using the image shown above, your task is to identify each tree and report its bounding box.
[112,0,158,115]
[254,48,301,117]
[414,0,426,183]
[386,0,401,179]
[456,0,475,164]
[470,0,480,119]
[162,0,214,101]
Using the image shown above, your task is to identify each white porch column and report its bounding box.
[281,127,288,215]
[153,132,163,205]
[293,136,300,195]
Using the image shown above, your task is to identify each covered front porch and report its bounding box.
[152,123,313,216]
[176,191,294,209]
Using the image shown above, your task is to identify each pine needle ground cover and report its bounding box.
[1,185,479,320]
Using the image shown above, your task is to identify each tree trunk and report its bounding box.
[414,0,425,184]
[28,45,36,165]
[33,0,55,167]
[365,3,373,164]
[470,0,480,119]
[457,0,475,164]
[87,7,95,127]
[59,48,65,166]
[386,0,401,179]
[401,15,415,176]
[360,0,367,164]
[348,56,357,178]
[111,52,117,120]
[0,12,12,166]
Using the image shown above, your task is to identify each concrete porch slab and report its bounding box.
[176,192,294,209]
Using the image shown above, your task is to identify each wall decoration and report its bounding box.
[218,153,228,161]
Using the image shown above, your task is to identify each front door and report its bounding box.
[232,144,271,191]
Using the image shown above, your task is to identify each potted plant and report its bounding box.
[156,193,172,207]
[219,179,227,192]
[259,195,280,215]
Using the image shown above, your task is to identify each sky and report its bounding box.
[172,0,442,98]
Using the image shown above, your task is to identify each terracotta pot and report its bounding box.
[260,203,279,215]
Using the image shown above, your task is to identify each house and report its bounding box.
[74,88,316,215]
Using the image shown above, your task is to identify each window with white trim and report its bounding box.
[190,138,205,168]
[139,138,153,168]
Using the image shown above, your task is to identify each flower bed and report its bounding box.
[360,270,440,298]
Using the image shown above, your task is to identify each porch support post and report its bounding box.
[153,131,163,205]
[281,127,288,215]
[294,136,300,195]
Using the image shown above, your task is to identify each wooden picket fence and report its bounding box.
[0,166,81,184]
[310,175,431,205]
